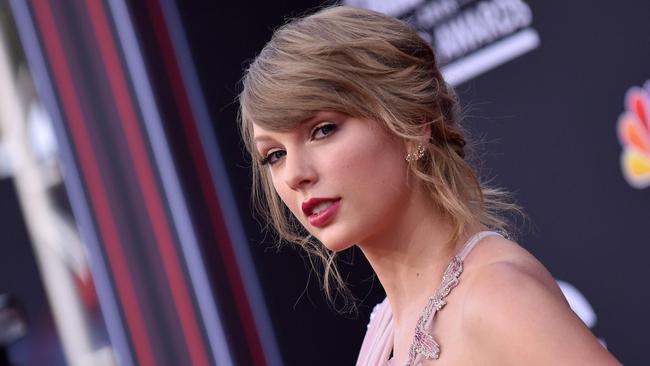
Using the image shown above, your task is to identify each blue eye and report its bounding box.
[261,150,286,165]
[311,123,337,140]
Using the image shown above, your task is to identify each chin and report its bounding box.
[321,240,355,253]
[318,231,358,253]
[303,220,357,252]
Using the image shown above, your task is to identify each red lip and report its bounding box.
[301,197,341,228]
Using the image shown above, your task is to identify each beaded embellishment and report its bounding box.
[405,255,464,365]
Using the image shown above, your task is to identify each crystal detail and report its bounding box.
[405,256,464,365]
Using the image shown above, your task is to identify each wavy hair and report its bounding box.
[238,5,518,312]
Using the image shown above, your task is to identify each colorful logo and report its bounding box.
[617,81,650,189]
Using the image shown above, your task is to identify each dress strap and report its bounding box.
[404,230,503,365]
[456,230,503,261]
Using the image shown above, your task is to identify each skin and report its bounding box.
[252,111,622,365]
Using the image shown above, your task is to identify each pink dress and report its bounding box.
[355,231,502,366]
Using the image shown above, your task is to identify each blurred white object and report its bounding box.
[27,101,58,164]
[0,23,112,366]
[0,142,11,179]
[557,280,606,347]
[557,280,596,327]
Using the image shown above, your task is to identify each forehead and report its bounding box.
[251,122,274,138]
[252,121,297,144]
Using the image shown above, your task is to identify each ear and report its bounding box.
[404,124,432,161]
[421,124,432,141]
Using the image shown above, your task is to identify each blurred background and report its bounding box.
[0,0,648,365]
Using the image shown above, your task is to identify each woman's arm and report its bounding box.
[462,261,622,365]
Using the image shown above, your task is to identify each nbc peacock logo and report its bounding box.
[617,80,650,189]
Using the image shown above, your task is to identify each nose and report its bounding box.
[283,151,317,191]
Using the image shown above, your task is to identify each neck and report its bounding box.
[356,187,479,328]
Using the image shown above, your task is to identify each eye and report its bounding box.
[260,149,286,166]
[311,123,337,140]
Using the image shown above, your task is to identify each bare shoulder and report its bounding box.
[457,235,621,366]
[461,235,564,301]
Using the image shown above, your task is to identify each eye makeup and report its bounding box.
[256,114,343,166]
[260,150,285,165]
[310,122,338,140]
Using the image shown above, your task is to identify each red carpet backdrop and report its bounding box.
[0,0,647,365]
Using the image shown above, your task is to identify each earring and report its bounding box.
[405,144,425,162]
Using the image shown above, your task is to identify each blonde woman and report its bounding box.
[238,6,621,366]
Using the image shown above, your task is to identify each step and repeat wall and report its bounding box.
[2,0,647,365]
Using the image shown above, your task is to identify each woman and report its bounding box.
[238,5,622,365]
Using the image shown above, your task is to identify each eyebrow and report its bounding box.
[253,135,275,144]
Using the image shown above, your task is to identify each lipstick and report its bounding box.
[302,198,341,228]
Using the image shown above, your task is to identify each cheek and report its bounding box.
[269,173,315,236]
[325,129,410,224]
[335,132,406,191]
[270,176,300,218]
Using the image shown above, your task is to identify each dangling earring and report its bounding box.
[405,144,425,162]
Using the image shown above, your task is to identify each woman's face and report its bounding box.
[253,111,414,252]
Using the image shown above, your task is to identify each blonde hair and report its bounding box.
[239,6,518,312]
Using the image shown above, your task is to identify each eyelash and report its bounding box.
[260,150,285,166]
[311,122,337,140]
[260,122,338,166]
